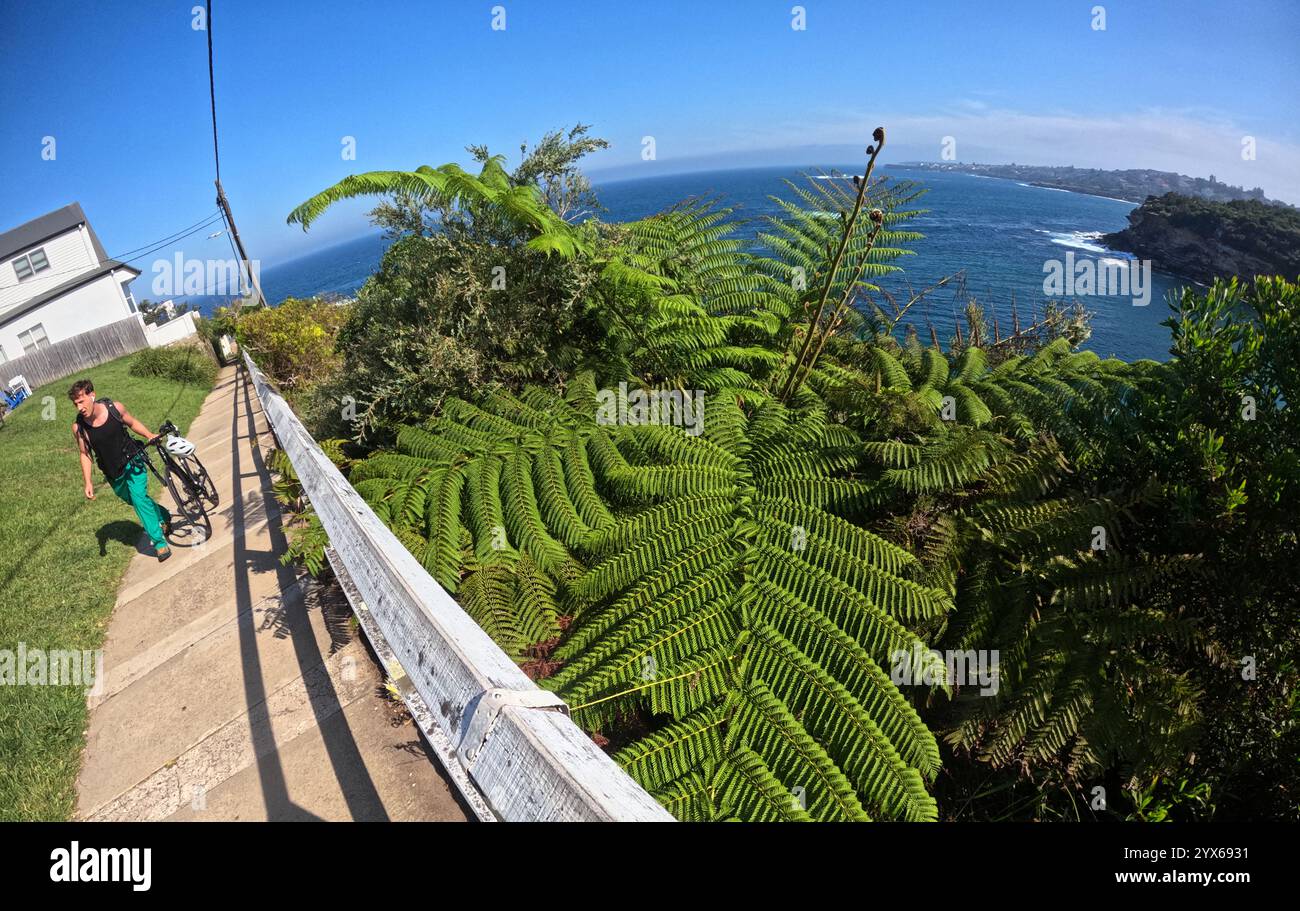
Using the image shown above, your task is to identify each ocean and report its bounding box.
[195,166,1189,362]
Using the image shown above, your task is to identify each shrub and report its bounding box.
[234,296,349,396]
[193,311,231,361]
[332,232,604,441]
[128,344,218,387]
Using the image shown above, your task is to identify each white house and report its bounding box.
[0,203,142,367]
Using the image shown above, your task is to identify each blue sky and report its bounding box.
[2,0,1297,272]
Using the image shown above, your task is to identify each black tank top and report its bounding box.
[77,401,138,481]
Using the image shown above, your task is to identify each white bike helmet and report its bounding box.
[164,434,196,457]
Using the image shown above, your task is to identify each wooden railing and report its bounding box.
[242,352,673,822]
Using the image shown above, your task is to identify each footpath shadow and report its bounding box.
[230,368,389,821]
[265,576,355,656]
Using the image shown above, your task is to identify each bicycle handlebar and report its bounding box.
[145,420,180,446]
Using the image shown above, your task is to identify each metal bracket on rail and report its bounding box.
[459,688,570,769]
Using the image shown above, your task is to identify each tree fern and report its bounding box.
[323,127,1222,821]
[347,372,956,820]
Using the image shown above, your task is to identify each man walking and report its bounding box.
[70,378,173,561]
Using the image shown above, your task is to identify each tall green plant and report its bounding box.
[350,374,950,820]
[304,127,1296,821]
[287,156,587,258]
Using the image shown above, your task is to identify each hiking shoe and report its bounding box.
[156,546,172,562]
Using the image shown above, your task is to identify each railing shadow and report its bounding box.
[231,366,389,821]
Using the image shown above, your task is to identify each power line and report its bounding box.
[8,212,226,287]
[115,213,228,269]
[6,0,252,318]
[220,212,240,261]
[205,0,266,309]
[109,211,225,263]
[206,0,220,184]
[218,209,251,297]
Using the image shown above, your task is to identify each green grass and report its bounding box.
[0,353,215,820]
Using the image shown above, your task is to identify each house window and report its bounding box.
[18,323,50,354]
[122,282,137,313]
[12,247,51,282]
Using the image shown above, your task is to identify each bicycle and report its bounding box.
[130,420,219,543]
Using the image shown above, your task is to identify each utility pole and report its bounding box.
[215,179,266,311]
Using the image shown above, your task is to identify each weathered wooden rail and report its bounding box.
[243,352,673,822]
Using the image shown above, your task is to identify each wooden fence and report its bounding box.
[3,315,148,390]
[243,351,673,822]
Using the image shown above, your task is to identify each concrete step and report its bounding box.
[77,570,351,816]
[94,521,307,689]
[77,365,469,823]
[164,647,468,822]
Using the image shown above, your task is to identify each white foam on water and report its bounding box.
[1047,230,1111,254]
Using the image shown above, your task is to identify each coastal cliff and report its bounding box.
[1101,193,1300,285]
[895,162,1289,206]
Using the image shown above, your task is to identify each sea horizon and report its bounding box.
[182,164,1184,362]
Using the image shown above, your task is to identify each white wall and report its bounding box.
[144,310,199,347]
[0,227,99,313]
[0,270,140,357]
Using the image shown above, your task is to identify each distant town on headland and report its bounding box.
[894,161,1292,207]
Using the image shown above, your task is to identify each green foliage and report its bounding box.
[1126,775,1215,822]
[478,123,610,223]
[1105,192,1300,283]
[931,278,1299,820]
[367,125,612,238]
[330,229,607,441]
[290,124,1296,821]
[349,375,950,821]
[128,344,218,387]
[285,129,633,443]
[269,442,355,579]
[1138,277,1300,818]
[287,157,588,258]
[589,200,792,394]
[234,296,350,396]
[335,135,1243,820]
[281,511,330,578]
[349,351,1210,819]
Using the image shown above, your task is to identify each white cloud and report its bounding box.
[660,107,1300,203]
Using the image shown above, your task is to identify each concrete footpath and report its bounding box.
[75,364,469,822]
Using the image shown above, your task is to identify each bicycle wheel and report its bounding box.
[165,457,212,543]
[179,453,219,509]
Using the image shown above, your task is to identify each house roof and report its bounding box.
[0,260,141,329]
[0,202,110,264]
